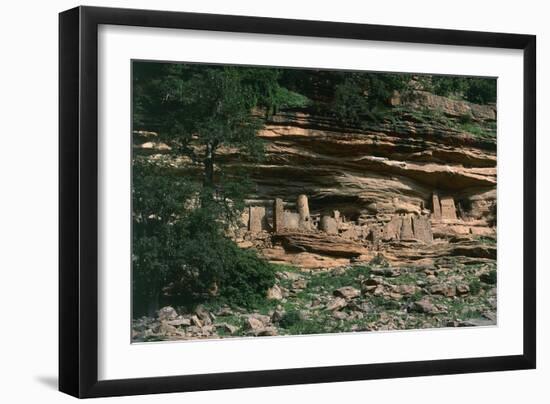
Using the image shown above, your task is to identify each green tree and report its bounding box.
[332,72,411,125]
[429,76,496,104]
[132,161,199,316]
[132,63,288,312]
[133,63,309,188]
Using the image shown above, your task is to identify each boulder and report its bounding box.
[273,232,368,258]
[195,305,212,325]
[326,297,347,311]
[245,316,264,331]
[429,284,456,297]
[217,322,238,334]
[333,286,361,300]
[165,318,191,327]
[409,298,438,314]
[266,284,284,300]
[157,306,178,322]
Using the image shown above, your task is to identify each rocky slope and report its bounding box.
[133,260,497,342]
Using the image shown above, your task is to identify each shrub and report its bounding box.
[132,163,276,314]
[176,208,276,307]
[369,253,390,267]
[279,310,304,329]
[480,269,497,285]
[216,244,277,307]
[459,112,474,124]
[469,279,482,295]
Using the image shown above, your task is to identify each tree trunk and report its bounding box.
[146,291,160,317]
[203,142,215,187]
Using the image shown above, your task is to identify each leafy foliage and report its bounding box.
[132,162,199,315]
[132,63,286,313]
[132,163,275,313]
[428,76,497,104]
[176,210,276,307]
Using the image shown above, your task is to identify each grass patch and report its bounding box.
[307,265,371,291]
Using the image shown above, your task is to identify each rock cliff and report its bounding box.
[134,92,497,270]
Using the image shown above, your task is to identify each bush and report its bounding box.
[279,310,304,329]
[216,244,277,307]
[458,112,474,124]
[167,207,275,307]
[430,76,496,104]
[132,163,276,315]
[132,162,199,316]
[480,269,497,285]
[469,279,482,295]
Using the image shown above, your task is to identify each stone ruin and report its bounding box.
[431,192,458,221]
[246,193,435,245]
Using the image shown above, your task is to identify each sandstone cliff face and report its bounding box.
[232,96,496,268]
[134,93,497,269]
[247,111,495,216]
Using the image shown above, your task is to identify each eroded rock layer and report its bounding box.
[228,106,496,268]
[135,96,497,269]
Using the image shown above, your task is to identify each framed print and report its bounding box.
[59,6,536,398]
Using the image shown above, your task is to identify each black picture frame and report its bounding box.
[59,5,536,398]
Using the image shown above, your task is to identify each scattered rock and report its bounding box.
[349,311,364,320]
[326,297,347,311]
[397,284,420,295]
[371,267,401,277]
[429,284,456,297]
[361,276,383,293]
[333,311,349,320]
[372,285,386,296]
[157,306,178,321]
[217,323,238,334]
[409,298,438,314]
[186,326,201,334]
[245,316,264,330]
[244,314,271,332]
[482,311,497,322]
[271,309,285,323]
[155,322,179,336]
[166,318,191,327]
[216,307,234,316]
[201,325,215,334]
[291,279,308,290]
[190,315,203,328]
[266,284,284,300]
[280,271,303,281]
[456,284,470,295]
[333,286,361,300]
[256,326,278,336]
[195,305,212,325]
